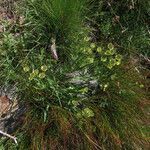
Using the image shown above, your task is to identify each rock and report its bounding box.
[0,86,26,134]
[0,96,11,118]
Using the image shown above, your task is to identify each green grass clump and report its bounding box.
[0,0,149,149]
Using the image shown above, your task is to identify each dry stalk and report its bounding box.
[0,130,17,144]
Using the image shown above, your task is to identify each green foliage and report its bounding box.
[0,0,149,149]
[88,0,150,56]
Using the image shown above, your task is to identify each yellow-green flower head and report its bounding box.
[39,72,46,79]
[29,72,35,80]
[101,56,107,62]
[107,63,113,69]
[103,83,109,91]
[105,50,111,55]
[41,65,48,72]
[108,43,114,50]
[105,49,116,55]
[23,66,30,72]
[115,54,122,60]
[90,43,96,49]
[139,84,144,88]
[97,47,102,53]
[84,36,91,42]
[115,59,121,65]
[110,58,116,66]
[110,49,116,55]
[115,54,122,65]
[104,84,108,88]
[79,87,88,94]
[29,76,33,81]
[33,69,39,76]
[87,57,94,64]
[140,84,144,88]
[135,82,139,85]
[82,108,94,118]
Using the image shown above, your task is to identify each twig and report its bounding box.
[84,133,102,150]
[0,130,17,144]
[140,54,150,63]
[107,2,127,33]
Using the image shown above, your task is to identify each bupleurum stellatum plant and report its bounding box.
[0,0,149,149]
